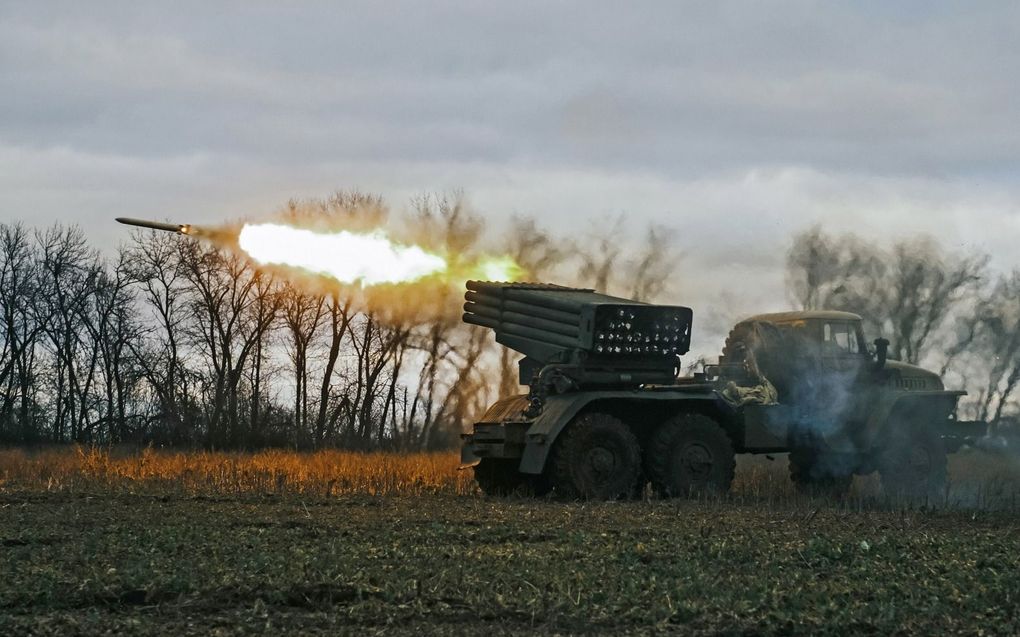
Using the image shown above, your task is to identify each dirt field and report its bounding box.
[3,448,1020,635]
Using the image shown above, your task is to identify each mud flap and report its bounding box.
[458,436,480,470]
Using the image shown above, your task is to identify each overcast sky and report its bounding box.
[2,1,1019,349]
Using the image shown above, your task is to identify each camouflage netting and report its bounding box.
[720,321,780,407]
[721,379,778,406]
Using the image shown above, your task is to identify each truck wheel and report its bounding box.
[551,413,641,500]
[473,459,525,496]
[788,447,853,498]
[878,424,947,501]
[647,413,735,497]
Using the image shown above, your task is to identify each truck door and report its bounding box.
[821,321,866,376]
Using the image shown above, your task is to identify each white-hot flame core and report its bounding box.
[238,223,448,285]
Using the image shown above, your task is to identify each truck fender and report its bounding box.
[861,390,965,448]
[518,393,594,474]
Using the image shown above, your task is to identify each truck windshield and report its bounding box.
[823,322,859,355]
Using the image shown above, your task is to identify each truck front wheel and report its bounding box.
[551,413,642,500]
[647,413,735,497]
[878,423,947,501]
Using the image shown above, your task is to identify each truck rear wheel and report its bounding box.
[647,413,735,497]
[473,459,525,496]
[788,446,853,498]
[878,424,947,501]
[551,413,641,500]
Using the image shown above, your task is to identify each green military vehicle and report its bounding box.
[460,281,984,500]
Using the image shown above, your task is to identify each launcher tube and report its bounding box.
[502,300,578,325]
[463,313,500,330]
[504,288,584,314]
[501,323,578,349]
[463,302,502,320]
[502,311,580,338]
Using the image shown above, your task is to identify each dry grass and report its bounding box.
[3,445,1020,506]
[0,446,474,497]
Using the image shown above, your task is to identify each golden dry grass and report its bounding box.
[0,446,474,496]
[3,445,1020,506]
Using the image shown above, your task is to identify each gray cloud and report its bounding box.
[1,0,1019,353]
[4,2,1019,170]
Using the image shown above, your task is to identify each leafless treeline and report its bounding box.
[787,227,1020,427]
[0,193,677,449]
[10,197,1010,449]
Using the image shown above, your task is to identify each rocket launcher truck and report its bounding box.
[461,281,985,500]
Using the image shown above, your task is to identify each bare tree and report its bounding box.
[786,226,847,311]
[624,224,679,302]
[83,248,140,442]
[346,312,405,445]
[786,226,887,327]
[0,224,42,441]
[577,216,624,294]
[282,285,325,443]
[394,193,500,447]
[786,227,987,365]
[885,238,987,364]
[36,225,102,442]
[312,292,354,444]
[178,242,281,447]
[124,230,198,444]
[278,192,389,446]
[969,272,1020,426]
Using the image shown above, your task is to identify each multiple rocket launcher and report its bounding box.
[462,280,693,388]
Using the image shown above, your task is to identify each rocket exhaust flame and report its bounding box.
[238,223,446,285]
[238,223,522,286]
[116,217,522,287]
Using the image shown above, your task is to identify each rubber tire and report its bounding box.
[647,413,735,497]
[474,459,525,496]
[878,424,948,501]
[788,446,853,498]
[551,413,641,501]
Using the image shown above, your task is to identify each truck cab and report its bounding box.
[720,310,946,398]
